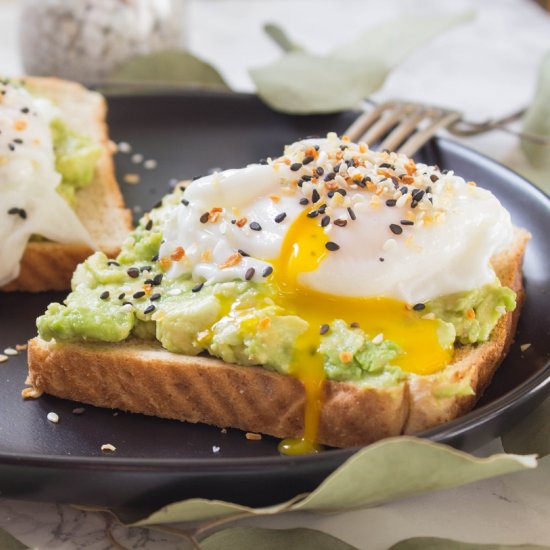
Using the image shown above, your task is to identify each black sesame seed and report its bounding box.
[325,241,340,251]
[380,163,393,169]
[152,273,163,286]
[258,158,268,165]
[290,162,302,171]
[127,267,140,278]
[133,291,146,299]
[144,304,156,314]
[262,266,273,277]
[301,175,312,182]
[334,163,341,172]
[7,207,19,215]
[238,249,250,257]
[334,219,347,227]
[192,282,204,293]
[192,174,205,181]
[297,180,304,188]
[307,210,319,218]
[430,174,439,182]
[390,224,403,235]
[150,293,161,301]
[140,265,152,272]
[122,301,133,307]
[385,199,397,207]
[8,143,15,151]
[426,186,432,195]
[400,186,408,195]
[200,212,210,223]
[350,322,360,328]
[245,267,255,281]
[316,166,324,176]
[320,324,330,335]
[312,189,321,203]
[299,197,309,205]
[145,219,153,231]
[250,221,262,231]
[107,260,120,267]
[230,219,236,224]
[336,188,347,196]
[327,190,335,199]
[13,138,22,145]
[412,189,425,201]
[413,303,425,311]
[442,169,450,175]
[356,179,366,188]
[21,107,29,114]
[144,278,154,285]
[153,200,163,209]
[151,254,159,262]
[347,207,356,221]
[303,155,314,165]
[324,172,335,181]
[400,220,414,226]
[274,212,287,223]
[339,145,348,151]
[321,215,330,227]
[181,198,189,206]
[379,257,385,262]
[318,204,327,214]
[118,293,126,300]
[411,200,419,209]
[100,291,110,300]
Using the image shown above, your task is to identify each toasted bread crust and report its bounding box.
[1,77,131,292]
[26,229,529,448]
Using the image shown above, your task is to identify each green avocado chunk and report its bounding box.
[35,192,517,386]
[50,118,101,204]
[425,282,516,344]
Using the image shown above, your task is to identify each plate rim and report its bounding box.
[1,92,549,473]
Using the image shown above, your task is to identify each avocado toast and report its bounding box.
[27,134,529,450]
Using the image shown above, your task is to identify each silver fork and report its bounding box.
[344,101,462,157]
[344,101,549,158]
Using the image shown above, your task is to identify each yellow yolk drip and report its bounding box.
[270,209,453,455]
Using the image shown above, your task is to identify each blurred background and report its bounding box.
[2,0,550,188]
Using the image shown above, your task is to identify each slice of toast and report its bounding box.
[1,77,131,292]
[26,229,530,448]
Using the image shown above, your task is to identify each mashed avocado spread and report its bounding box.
[37,187,516,387]
[50,118,101,204]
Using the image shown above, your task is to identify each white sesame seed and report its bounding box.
[131,153,144,164]
[15,343,27,351]
[4,347,18,356]
[495,305,506,315]
[168,288,182,296]
[47,412,59,423]
[124,173,140,185]
[372,333,384,344]
[144,159,157,170]
[382,238,397,251]
[120,304,133,313]
[520,343,532,352]
[396,194,409,208]
[212,445,220,453]
[0,354,8,363]
[117,141,132,153]
[101,443,116,453]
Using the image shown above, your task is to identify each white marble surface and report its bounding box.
[1,0,550,548]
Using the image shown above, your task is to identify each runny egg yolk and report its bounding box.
[270,209,453,455]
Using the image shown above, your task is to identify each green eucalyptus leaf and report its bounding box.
[105,50,229,92]
[251,12,474,114]
[293,437,536,512]
[389,537,550,549]
[264,23,305,53]
[0,528,32,550]
[201,527,358,550]
[501,395,550,457]
[521,51,550,168]
[131,494,304,527]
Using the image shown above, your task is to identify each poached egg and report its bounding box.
[0,80,94,287]
[156,132,513,452]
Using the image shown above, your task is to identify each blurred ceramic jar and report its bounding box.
[20,0,185,82]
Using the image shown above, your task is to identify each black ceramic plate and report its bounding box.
[1,91,549,511]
